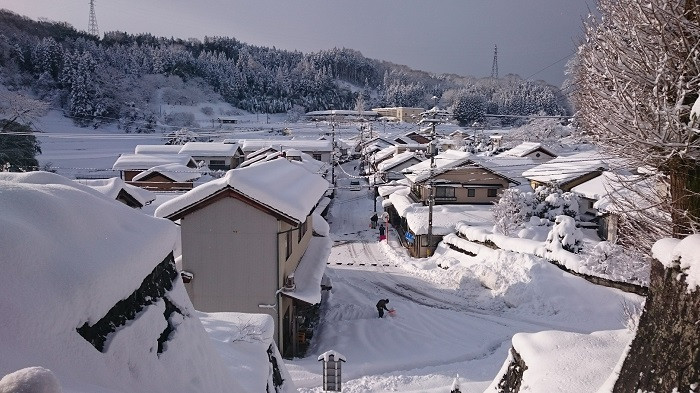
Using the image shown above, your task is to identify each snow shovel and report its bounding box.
[387,309,396,317]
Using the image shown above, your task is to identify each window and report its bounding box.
[208,159,227,171]
[435,187,455,199]
[487,188,498,198]
[467,188,476,197]
[313,153,322,161]
[286,230,293,259]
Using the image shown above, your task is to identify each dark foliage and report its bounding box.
[0,119,41,171]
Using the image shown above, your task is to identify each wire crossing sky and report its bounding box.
[2,0,594,86]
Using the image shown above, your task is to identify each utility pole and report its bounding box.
[419,105,448,257]
[331,116,336,189]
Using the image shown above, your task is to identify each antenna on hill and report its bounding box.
[491,44,498,79]
[88,0,100,37]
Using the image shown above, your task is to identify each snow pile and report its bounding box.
[0,367,62,393]
[0,173,241,392]
[198,312,296,393]
[487,329,633,393]
[652,235,700,290]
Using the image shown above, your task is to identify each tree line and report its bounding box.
[0,9,570,130]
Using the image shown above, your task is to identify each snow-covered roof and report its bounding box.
[378,151,421,172]
[318,350,347,362]
[178,142,242,157]
[239,149,328,175]
[500,142,557,158]
[239,139,332,153]
[112,153,196,170]
[134,144,183,154]
[155,158,330,223]
[570,171,633,201]
[372,145,398,163]
[403,149,519,185]
[522,151,610,185]
[281,235,332,305]
[0,172,241,392]
[245,146,280,160]
[80,177,156,206]
[132,163,202,182]
[305,109,378,117]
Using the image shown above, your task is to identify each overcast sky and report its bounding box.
[2,0,595,86]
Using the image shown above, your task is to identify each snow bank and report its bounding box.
[507,329,633,393]
[652,235,700,291]
[0,173,242,392]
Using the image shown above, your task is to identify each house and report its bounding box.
[371,107,425,123]
[238,139,333,165]
[385,187,493,257]
[572,171,656,243]
[404,150,520,206]
[79,177,156,208]
[112,153,198,181]
[129,163,202,191]
[376,151,424,183]
[522,151,611,191]
[155,158,331,358]
[178,141,245,171]
[500,142,557,162]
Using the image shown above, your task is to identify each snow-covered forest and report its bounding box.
[0,9,569,130]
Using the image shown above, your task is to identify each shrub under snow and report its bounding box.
[545,215,583,254]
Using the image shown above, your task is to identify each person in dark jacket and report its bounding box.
[379,224,385,237]
[370,213,378,229]
[376,298,390,318]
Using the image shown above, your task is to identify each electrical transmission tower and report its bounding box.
[491,44,498,79]
[88,0,99,37]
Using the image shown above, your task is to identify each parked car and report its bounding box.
[349,180,361,191]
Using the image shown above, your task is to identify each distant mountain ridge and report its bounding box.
[0,9,570,129]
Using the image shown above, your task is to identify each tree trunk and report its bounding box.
[614,163,700,392]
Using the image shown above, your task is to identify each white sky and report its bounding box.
[1,0,594,86]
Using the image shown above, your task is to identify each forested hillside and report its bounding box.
[0,9,570,129]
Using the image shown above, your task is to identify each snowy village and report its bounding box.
[1,1,700,393]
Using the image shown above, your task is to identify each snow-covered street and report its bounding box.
[285,163,642,392]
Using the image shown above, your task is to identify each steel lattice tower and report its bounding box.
[88,0,99,37]
[491,45,498,79]
[491,44,498,79]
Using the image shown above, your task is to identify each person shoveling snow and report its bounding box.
[376,298,395,318]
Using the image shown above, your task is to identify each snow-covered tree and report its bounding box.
[573,0,700,244]
[544,215,583,254]
[491,188,531,235]
[452,93,486,126]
